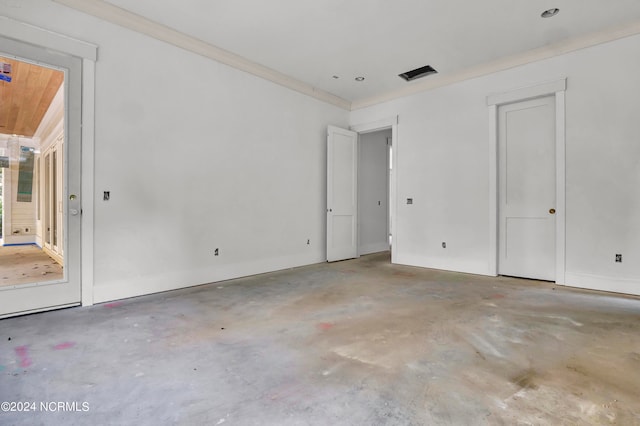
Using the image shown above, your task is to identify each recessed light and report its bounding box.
[355,76,365,82]
[541,8,559,18]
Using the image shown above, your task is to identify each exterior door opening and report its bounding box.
[0,38,82,318]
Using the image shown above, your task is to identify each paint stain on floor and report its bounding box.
[14,345,32,368]
[53,341,76,350]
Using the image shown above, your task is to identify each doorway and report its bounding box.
[326,116,398,263]
[358,129,392,256]
[0,38,82,318]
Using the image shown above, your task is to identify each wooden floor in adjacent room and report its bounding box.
[0,244,63,287]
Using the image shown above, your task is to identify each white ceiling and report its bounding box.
[80,1,640,106]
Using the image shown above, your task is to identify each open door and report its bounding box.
[326,125,358,262]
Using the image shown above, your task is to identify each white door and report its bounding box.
[327,125,358,262]
[0,38,82,317]
[498,96,556,281]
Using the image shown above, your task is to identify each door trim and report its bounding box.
[350,116,399,263]
[0,18,97,307]
[487,79,566,283]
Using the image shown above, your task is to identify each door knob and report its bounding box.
[549,208,556,214]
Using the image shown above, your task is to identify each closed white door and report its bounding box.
[498,96,556,281]
[0,38,82,317]
[327,125,358,262]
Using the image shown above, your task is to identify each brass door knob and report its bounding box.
[549,208,556,214]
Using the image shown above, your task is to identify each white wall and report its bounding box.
[3,1,349,302]
[351,33,640,295]
[358,129,390,255]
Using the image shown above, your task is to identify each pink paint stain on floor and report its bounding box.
[316,322,334,331]
[53,342,76,350]
[104,302,123,308]
[15,346,32,368]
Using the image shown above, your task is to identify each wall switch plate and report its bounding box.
[407,198,413,205]
[214,248,219,256]
[616,254,622,262]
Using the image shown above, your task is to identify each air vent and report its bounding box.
[398,65,438,82]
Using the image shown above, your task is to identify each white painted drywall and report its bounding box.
[3,1,349,302]
[351,33,640,295]
[358,130,390,255]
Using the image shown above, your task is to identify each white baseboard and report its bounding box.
[359,242,390,256]
[395,254,492,276]
[564,272,640,296]
[2,235,36,245]
[93,252,326,304]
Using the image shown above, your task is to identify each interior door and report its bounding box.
[0,38,82,318]
[498,96,556,281]
[327,125,358,262]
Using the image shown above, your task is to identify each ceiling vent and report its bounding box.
[398,65,438,82]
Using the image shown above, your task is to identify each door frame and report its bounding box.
[0,17,97,308]
[350,116,399,263]
[487,79,566,284]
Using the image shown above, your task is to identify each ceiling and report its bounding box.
[0,57,63,137]
[58,0,640,108]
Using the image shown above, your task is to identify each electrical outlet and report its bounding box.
[615,254,622,263]
[307,239,310,245]
[214,248,219,256]
[103,191,110,201]
[442,242,446,248]
[407,198,413,205]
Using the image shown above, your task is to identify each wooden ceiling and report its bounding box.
[0,57,64,137]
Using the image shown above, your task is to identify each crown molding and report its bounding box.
[351,19,640,110]
[52,0,352,110]
[50,1,640,112]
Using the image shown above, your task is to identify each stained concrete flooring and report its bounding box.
[1,252,640,425]
[0,245,63,287]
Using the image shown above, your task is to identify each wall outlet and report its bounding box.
[307,239,310,245]
[615,254,622,263]
[442,242,446,248]
[103,191,110,201]
[406,198,413,205]
[214,248,219,256]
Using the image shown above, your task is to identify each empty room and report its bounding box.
[1,1,640,424]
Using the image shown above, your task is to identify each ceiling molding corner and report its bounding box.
[52,0,352,110]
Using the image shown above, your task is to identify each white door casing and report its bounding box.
[498,96,556,281]
[327,125,358,262]
[487,78,566,283]
[0,37,82,317]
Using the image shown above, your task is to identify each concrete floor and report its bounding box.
[1,252,640,425]
[0,245,63,287]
